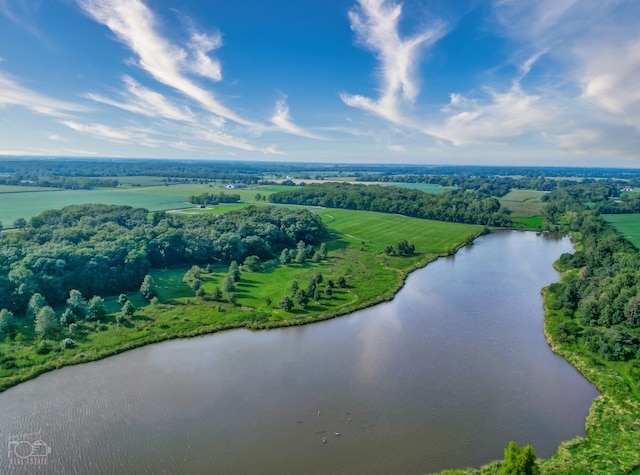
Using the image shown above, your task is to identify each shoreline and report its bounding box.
[0,231,481,393]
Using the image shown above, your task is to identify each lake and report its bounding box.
[0,231,599,474]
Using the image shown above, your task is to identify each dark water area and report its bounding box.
[0,231,599,474]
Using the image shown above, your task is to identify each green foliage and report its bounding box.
[501,441,539,475]
[188,191,240,205]
[0,309,16,337]
[279,296,293,312]
[140,275,158,301]
[60,338,75,350]
[34,306,58,337]
[121,300,136,318]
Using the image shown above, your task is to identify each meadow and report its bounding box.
[385,182,444,194]
[499,189,547,218]
[0,209,482,391]
[604,214,640,248]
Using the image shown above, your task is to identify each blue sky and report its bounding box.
[0,0,639,166]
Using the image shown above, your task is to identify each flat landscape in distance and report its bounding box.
[0,183,291,226]
[500,189,547,229]
[604,214,640,248]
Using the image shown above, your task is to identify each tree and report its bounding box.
[290,280,299,295]
[0,309,16,337]
[319,242,328,259]
[312,253,322,263]
[280,248,291,265]
[294,289,309,308]
[13,217,27,229]
[313,288,322,302]
[140,274,158,301]
[212,287,223,300]
[35,306,58,337]
[242,255,261,272]
[313,272,323,285]
[265,297,272,307]
[60,308,76,326]
[337,276,346,288]
[222,274,235,293]
[28,293,48,320]
[279,296,293,312]
[295,241,307,264]
[229,260,241,282]
[87,296,106,321]
[122,300,136,318]
[66,289,87,319]
[117,294,128,307]
[501,441,539,475]
[254,192,262,201]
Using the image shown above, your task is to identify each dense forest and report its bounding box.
[0,204,328,314]
[269,182,512,226]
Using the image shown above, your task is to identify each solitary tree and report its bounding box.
[0,309,16,337]
[295,241,306,264]
[140,274,158,301]
[27,293,48,320]
[87,296,106,321]
[122,300,136,318]
[228,260,241,282]
[290,280,299,295]
[35,306,58,337]
[66,289,87,320]
[280,248,291,265]
[117,294,128,307]
[279,296,294,312]
[319,242,328,259]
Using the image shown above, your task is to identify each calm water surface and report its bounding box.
[0,231,599,474]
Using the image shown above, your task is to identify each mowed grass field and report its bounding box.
[500,189,547,217]
[605,214,640,248]
[315,208,481,253]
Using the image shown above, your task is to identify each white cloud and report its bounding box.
[387,144,405,152]
[0,71,85,116]
[270,98,324,140]
[48,134,64,141]
[341,0,445,125]
[77,0,254,126]
[61,120,157,145]
[427,83,553,146]
[86,75,194,122]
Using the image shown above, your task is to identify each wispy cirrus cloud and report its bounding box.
[0,71,85,116]
[86,76,194,122]
[270,98,324,140]
[490,0,640,148]
[341,0,445,125]
[76,0,254,126]
[60,120,158,146]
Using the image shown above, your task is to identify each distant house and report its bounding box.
[622,186,634,192]
[226,183,247,189]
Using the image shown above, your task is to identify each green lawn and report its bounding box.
[604,214,640,248]
[500,189,547,217]
[315,208,480,253]
[0,185,60,193]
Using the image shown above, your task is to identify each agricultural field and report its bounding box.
[499,189,547,217]
[315,208,480,253]
[0,185,59,193]
[0,183,293,226]
[604,214,640,248]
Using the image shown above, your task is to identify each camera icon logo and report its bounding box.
[8,439,51,465]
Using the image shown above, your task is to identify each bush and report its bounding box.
[60,338,75,349]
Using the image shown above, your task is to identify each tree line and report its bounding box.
[269,182,512,226]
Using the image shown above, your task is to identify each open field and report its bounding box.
[315,208,479,253]
[604,214,640,248]
[0,185,60,193]
[0,183,295,226]
[500,189,547,217]
[0,209,482,391]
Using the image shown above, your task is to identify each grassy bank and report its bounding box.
[0,211,482,393]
